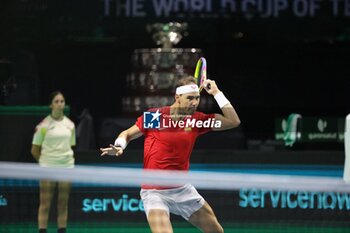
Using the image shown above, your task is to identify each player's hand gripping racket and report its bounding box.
[194,57,210,92]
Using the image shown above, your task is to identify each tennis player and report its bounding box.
[31,91,76,233]
[101,76,240,233]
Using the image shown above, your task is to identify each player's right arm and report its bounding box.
[31,122,46,162]
[100,124,142,157]
[31,145,41,161]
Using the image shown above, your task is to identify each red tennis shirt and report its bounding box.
[135,106,214,173]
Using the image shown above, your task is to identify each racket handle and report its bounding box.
[199,83,211,92]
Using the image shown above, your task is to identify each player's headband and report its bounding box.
[176,84,199,95]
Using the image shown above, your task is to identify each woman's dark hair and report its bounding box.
[49,91,64,104]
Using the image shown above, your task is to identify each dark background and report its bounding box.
[1,0,350,148]
[0,2,349,227]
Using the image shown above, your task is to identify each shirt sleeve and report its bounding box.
[135,114,146,134]
[197,112,215,135]
[70,126,76,146]
[32,125,46,146]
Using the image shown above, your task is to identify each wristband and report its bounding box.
[114,138,127,150]
[214,92,230,108]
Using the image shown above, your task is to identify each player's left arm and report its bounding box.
[203,79,241,131]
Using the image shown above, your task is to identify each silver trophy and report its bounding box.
[123,22,213,114]
[147,22,188,49]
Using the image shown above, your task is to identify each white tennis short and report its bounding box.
[140,184,205,220]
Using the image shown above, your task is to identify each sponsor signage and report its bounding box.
[0,195,7,207]
[275,117,345,142]
[1,187,349,223]
[8,0,350,43]
[15,0,350,19]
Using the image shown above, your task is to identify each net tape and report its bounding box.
[0,162,349,192]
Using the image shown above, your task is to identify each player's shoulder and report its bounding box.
[36,116,51,128]
[193,111,205,117]
[34,116,50,134]
[193,111,215,119]
[146,106,170,114]
[63,116,75,127]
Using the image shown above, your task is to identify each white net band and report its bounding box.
[0,162,349,192]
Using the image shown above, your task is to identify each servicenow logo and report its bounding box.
[82,194,144,212]
[0,195,7,207]
[239,189,350,210]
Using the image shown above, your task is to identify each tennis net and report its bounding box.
[1,162,350,233]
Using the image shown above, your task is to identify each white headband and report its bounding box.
[176,84,199,94]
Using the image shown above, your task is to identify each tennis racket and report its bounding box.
[194,57,210,92]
